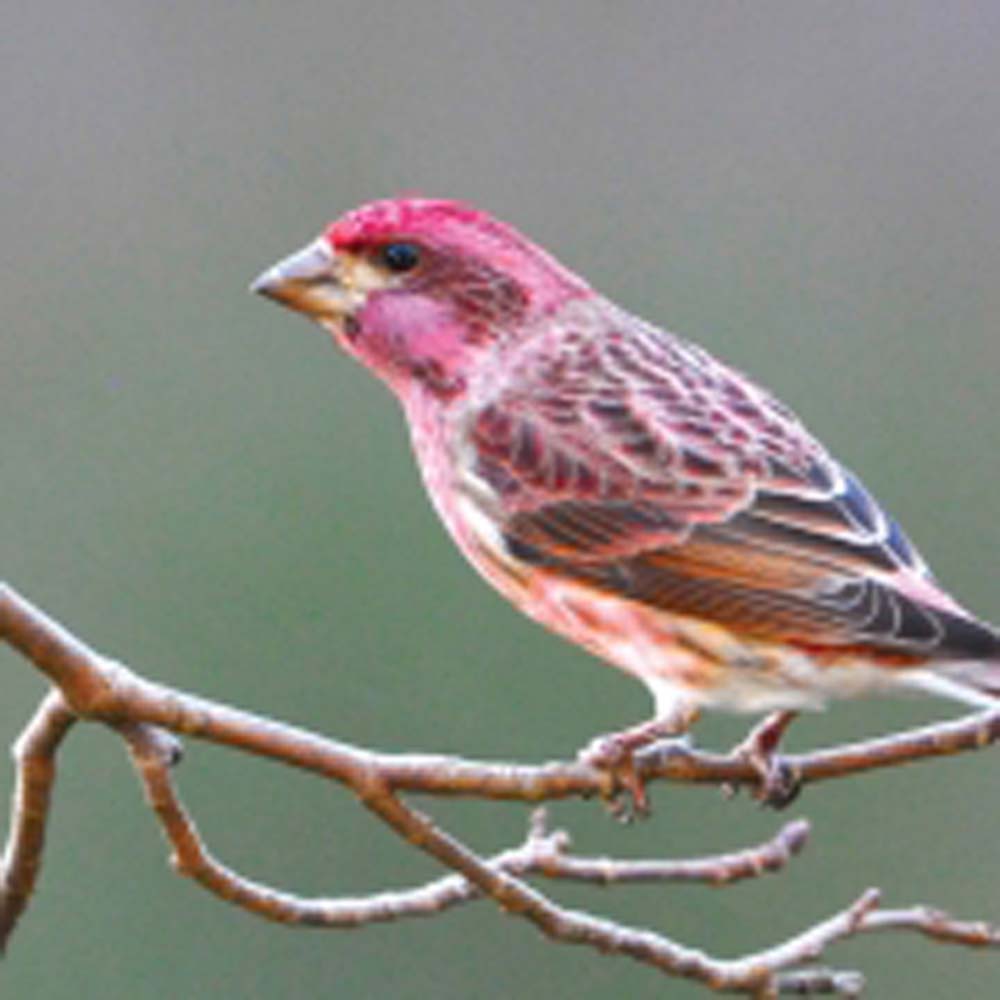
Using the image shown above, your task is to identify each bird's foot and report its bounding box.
[579,732,649,821]
[728,710,801,808]
[578,714,696,821]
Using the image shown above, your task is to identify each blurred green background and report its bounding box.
[2,2,999,996]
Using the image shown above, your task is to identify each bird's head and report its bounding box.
[252,198,590,399]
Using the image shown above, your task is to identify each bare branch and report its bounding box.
[0,690,75,952]
[3,580,1000,995]
[638,710,1000,795]
[860,904,1000,948]
[123,728,578,928]
[122,729,813,926]
[3,584,1000,804]
[531,815,810,887]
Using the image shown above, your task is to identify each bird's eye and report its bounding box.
[380,242,421,273]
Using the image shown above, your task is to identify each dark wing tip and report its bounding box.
[936,611,1000,662]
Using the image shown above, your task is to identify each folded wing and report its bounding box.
[467,309,1000,662]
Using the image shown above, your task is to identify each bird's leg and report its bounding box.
[729,710,800,808]
[578,706,700,820]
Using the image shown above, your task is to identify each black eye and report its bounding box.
[380,242,421,273]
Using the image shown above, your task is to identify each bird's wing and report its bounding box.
[466,310,998,662]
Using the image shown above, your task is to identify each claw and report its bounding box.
[758,757,802,808]
[730,710,801,808]
[580,733,651,820]
[578,709,699,820]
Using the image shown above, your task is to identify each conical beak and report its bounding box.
[251,238,346,321]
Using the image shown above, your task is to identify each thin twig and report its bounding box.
[0,690,75,952]
[532,816,810,886]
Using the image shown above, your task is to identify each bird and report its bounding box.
[252,196,999,809]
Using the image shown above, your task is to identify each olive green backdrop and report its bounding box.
[3,2,999,997]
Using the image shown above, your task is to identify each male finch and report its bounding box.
[253,198,999,805]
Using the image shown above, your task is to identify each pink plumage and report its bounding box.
[253,197,1000,743]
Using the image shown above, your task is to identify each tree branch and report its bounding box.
[0,689,75,951]
[2,581,998,994]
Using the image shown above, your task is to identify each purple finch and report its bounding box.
[253,197,999,800]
